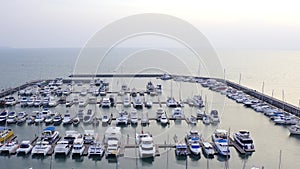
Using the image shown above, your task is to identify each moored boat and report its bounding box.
[233,130,255,152]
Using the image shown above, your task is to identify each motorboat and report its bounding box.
[139,135,155,158]
[77,109,84,121]
[6,111,17,124]
[133,96,143,109]
[202,114,211,125]
[26,116,35,125]
[5,96,17,106]
[166,97,177,107]
[123,95,131,107]
[16,112,28,125]
[141,112,149,126]
[88,142,104,157]
[83,109,94,124]
[65,100,74,107]
[156,107,166,122]
[71,138,85,156]
[44,115,54,125]
[196,109,205,119]
[72,116,80,126]
[53,114,62,125]
[212,129,230,156]
[144,100,153,109]
[104,127,121,157]
[33,98,42,107]
[79,99,87,107]
[63,130,82,144]
[130,109,138,125]
[233,130,255,152]
[34,112,45,124]
[102,114,111,124]
[202,142,215,157]
[83,130,95,144]
[185,130,201,144]
[27,97,35,107]
[40,126,60,144]
[54,140,71,155]
[160,113,169,125]
[16,140,33,155]
[188,115,197,125]
[189,141,201,156]
[20,97,28,107]
[192,95,204,107]
[175,143,188,156]
[116,110,129,125]
[101,97,111,108]
[210,110,220,123]
[62,113,72,125]
[289,123,300,135]
[80,88,88,96]
[48,97,58,107]
[172,107,184,119]
[31,141,51,156]
[0,140,19,154]
[0,110,8,124]
[136,132,152,144]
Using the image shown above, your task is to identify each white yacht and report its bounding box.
[71,138,85,156]
[16,140,33,154]
[101,97,111,108]
[210,110,220,123]
[83,109,94,124]
[175,143,188,156]
[160,113,168,125]
[34,112,45,124]
[192,95,204,107]
[133,96,143,109]
[289,123,300,135]
[130,109,138,124]
[83,130,95,144]
[54,140,71,155]
[139,136,155,158]
[189,142,201,156]
[31,141,51,156]
[45,115,54,125]
[166,97,177,107]
[6,111,17,124]
[0,110,8,124]
[48,97,58,107]
[123,95,131,107]
[116,110,129,125]
[104,127,121,157]
[212,129,230,156]
[136,132,152,144]
[20,97,28,107]
[88,142,104,157]
[202,114,211,125]
[62,113,72,125]
[196,109,205,119]
[233,130,255,152]
[16,112,28,124]
[79,99,87,107]
[172,107,184,119]
[40,126,60,144]
[0,140,19,154]
[156,107,165,121]
[202,142,215,157]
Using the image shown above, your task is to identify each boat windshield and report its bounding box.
[20,144,30,148]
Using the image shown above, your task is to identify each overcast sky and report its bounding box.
[1,0,300,49]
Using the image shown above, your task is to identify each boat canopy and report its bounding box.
[44,126,55,132]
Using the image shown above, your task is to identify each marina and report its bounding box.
[0,74,300,169]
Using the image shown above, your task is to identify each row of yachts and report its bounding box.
[175,129,255,158]
[0,126,156,159]
[196,78,300,135]
[0,126,254,160]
